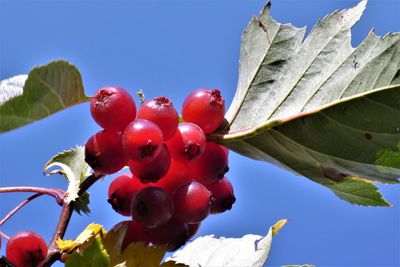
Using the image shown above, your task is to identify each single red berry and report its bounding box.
[85,130,127,175]
[137,96,179,141]
[156,159,191,194]
[147,219,189,252]
[131,187,173,228]
[6,231,48,267]
[190,142,229,185]
[107,173,146,216]
[187,223,201,239]
[122,119,164,162]
[182,88,225,133]
[90,86,136,131]
[173,181,211,224]
[206,177,236,214]
[128,144,171,183]
[110,221,150,252]
[166,122,206,162]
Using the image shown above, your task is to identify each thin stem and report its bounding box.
[0,187,65,205]
[0,230,10,240]
[42,173,104,267]
[0,193,43,227]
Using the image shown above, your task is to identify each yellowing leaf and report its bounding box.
[65,236,109,267]
[57,223,106,253]
[272,219,288,236]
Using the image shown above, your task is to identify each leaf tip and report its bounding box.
[272,219,287,236]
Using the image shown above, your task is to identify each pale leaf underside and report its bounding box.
[218,0,400,206]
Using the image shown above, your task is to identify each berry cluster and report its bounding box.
[85,86,236,251]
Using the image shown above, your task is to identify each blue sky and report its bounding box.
[1,0,399,266]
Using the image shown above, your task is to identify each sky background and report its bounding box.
[0,0,399,266]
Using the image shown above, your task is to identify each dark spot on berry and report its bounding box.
[84,150,100,170]
[221,195,236,211]
[154,96,172,107]
[139,141,158,159]
[94,89,114,109]
[27,249,44,266]
[183,143,201,160]
[209,90,225,108]
[107,193,124,212]
[321,166,348,182]
[218,166,229,179]
[364,133,372,140]
[135,200,149,217]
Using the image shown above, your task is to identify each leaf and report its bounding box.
[65,236,110,267]
[75,192,91,215]
[0,60,89,132]
[167,219,287,267]
[103,222,167,267]
[214,0,400,206]
[44,146,91,204]
[57,223,106,253]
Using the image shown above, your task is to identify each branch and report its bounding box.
[0,187,65,205]
[41,173,104,266]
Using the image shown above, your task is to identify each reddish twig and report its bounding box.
[0,187,65,205]
[0,230,10,240]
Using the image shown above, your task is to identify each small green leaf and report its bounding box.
[74,192,91,215]
[167,219,286,267]
[327,177,391,206]
[0,60,89,132]
[44,146,91,204]
[65,236,109,267]
[214,0,400,206]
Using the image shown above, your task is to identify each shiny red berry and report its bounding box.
[156,159,191,194]
[190,142,229,185]
[207,177,236,214]
[128,144,171,183]
[6,231,48,267]
[90,86,136,131]
[147,219,189,252]
[85,130,127,175]
[187,223,201,239]
[173,181,211,224]
[122,119,164,162]
[107,173,145,216]
[182,88,225,133]
[137,96,179,141]
[166,122,206,162]
[131,187,173,228]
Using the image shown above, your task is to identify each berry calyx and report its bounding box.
[173,181,211,224]
[166,122,206,161]
[182,88,225,133]
[131,187,173,228]
[206,177,236,214]
[84,130,127,175]
[190,142,229,185]
[107,173,145,216]
[6,231,48,267]
[90,86,136,131]
[128,144,171,183]
[122,119,164,162]
[137,96,179,141]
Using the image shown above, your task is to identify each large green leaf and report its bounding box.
[213,0,400,206]
[0,60,89,132]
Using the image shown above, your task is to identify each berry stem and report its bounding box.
[0,230,10,240]
[0,187,65,205]
[0,193,43,227]
[42,172,104,267]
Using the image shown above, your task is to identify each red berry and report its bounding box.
[173,181,211,224]
[166,122,206,162]
[110,221,150,252]
[207,177,236,214]
[131,187,173,228]
[90,86,136,131]
[137,96,179,141]
[156,159,191,194]
[188,223,200,239]
[190,142,229,185]
[128,144,171,183]
[85,130,127,175]
[147,219,189,252]
[182,88,225,133]
[6,231,48,267]
[107,173,145,216]
[122,119,164,162]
